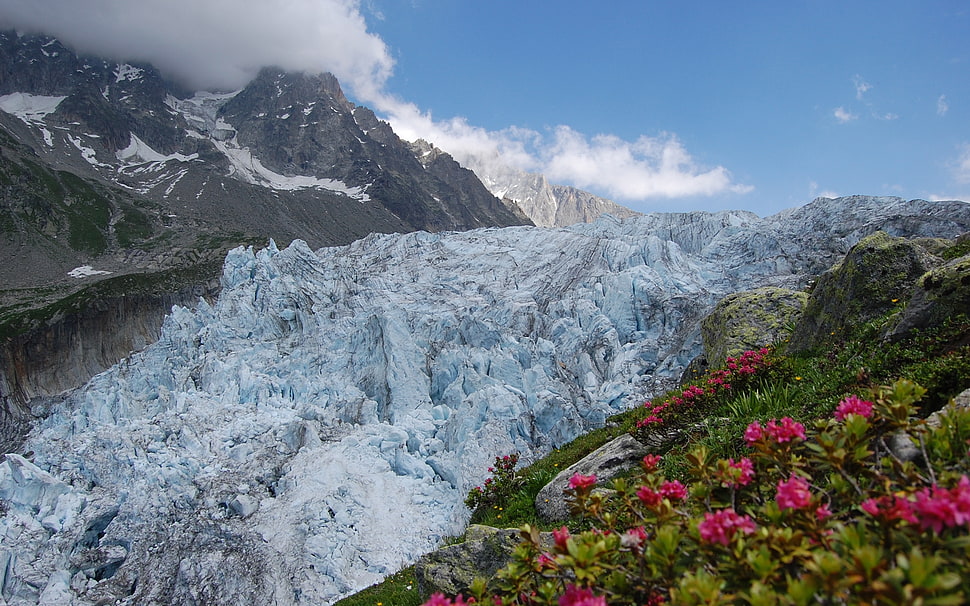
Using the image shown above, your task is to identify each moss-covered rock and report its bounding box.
[885,253,970,340]
[788,231,945,353]
[414,525,553,598]
[699,286,808,368]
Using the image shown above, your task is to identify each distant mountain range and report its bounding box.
[0,31,531,294]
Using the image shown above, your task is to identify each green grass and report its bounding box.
[0,260,225,340]
[333,567,422,606]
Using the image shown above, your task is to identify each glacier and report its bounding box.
[1,197,969,605]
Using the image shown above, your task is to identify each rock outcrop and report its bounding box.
[788,231,947,352]
[699,286,808,368]
[885,252,970,341]
[535,434,650,522]
[415,525,553,598]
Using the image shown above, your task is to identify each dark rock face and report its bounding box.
[886,253,970,340]
[787,231,946,353]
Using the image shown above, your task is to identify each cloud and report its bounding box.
[375,96,749,200]
[0,0,748,204]
[853,75,872,100]
[953,144,970,184]
[833,107,857,123]
[938,94,950,116]
[540,127,751,199]
[0,0,394,95]
[809,181,840,200]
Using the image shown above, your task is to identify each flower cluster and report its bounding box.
[863,475,970,532]
[424,379,970,606]
[637,479,688,507]
[775,474,813,510]
[558,585,607,606]
[636,348,774,430]
[744,416,806,445]
[714,457,755,488]
[697,508,757,545]
[833,394,874,421]
[568,473,597,491]
[423,593,474,606]
[464,453,522,513]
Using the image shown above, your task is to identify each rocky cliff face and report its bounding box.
[466,155,639,227]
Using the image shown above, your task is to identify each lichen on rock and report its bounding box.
[885,253,970,341]
[699,286,808,368]
[788,231,946,353]
[414,525,553,598]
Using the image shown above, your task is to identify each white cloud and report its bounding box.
[809,181,839,200]
[540,127,750,199]
[374,95,749,200]
[853,75,872,100]
[833,106,857,123]
[953,144,970,184]
[938,94,950,116]
[0,0,394,96]
[928,193,970,202]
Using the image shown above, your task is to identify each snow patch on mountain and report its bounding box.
[67,266,113,278]
[171,91,371,200]
[113,64,144,83]
[210,133,371,199]
[0,92,66,124]
[116,134,199,165]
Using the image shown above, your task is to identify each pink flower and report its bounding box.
[642,454,662,471]
[423,593,472,606]
[765,417,806,443]
[552,526,571,551]
[637,415,663,427]
[660,480,688,501]
[538,552,557,569]
[776,475,812,510]
[834,395,874,421]
[637,486,662,507]
[816,504,833,520]
[912,475,970,532]
[726,458,755,487]
[698,508,757,545]
[559,585,607,606]
[568,473,597,491]
[861,495,918,525]
[744,421,764,445]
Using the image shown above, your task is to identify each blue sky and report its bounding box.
[3,0,968,216]
[363,1,970,215]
